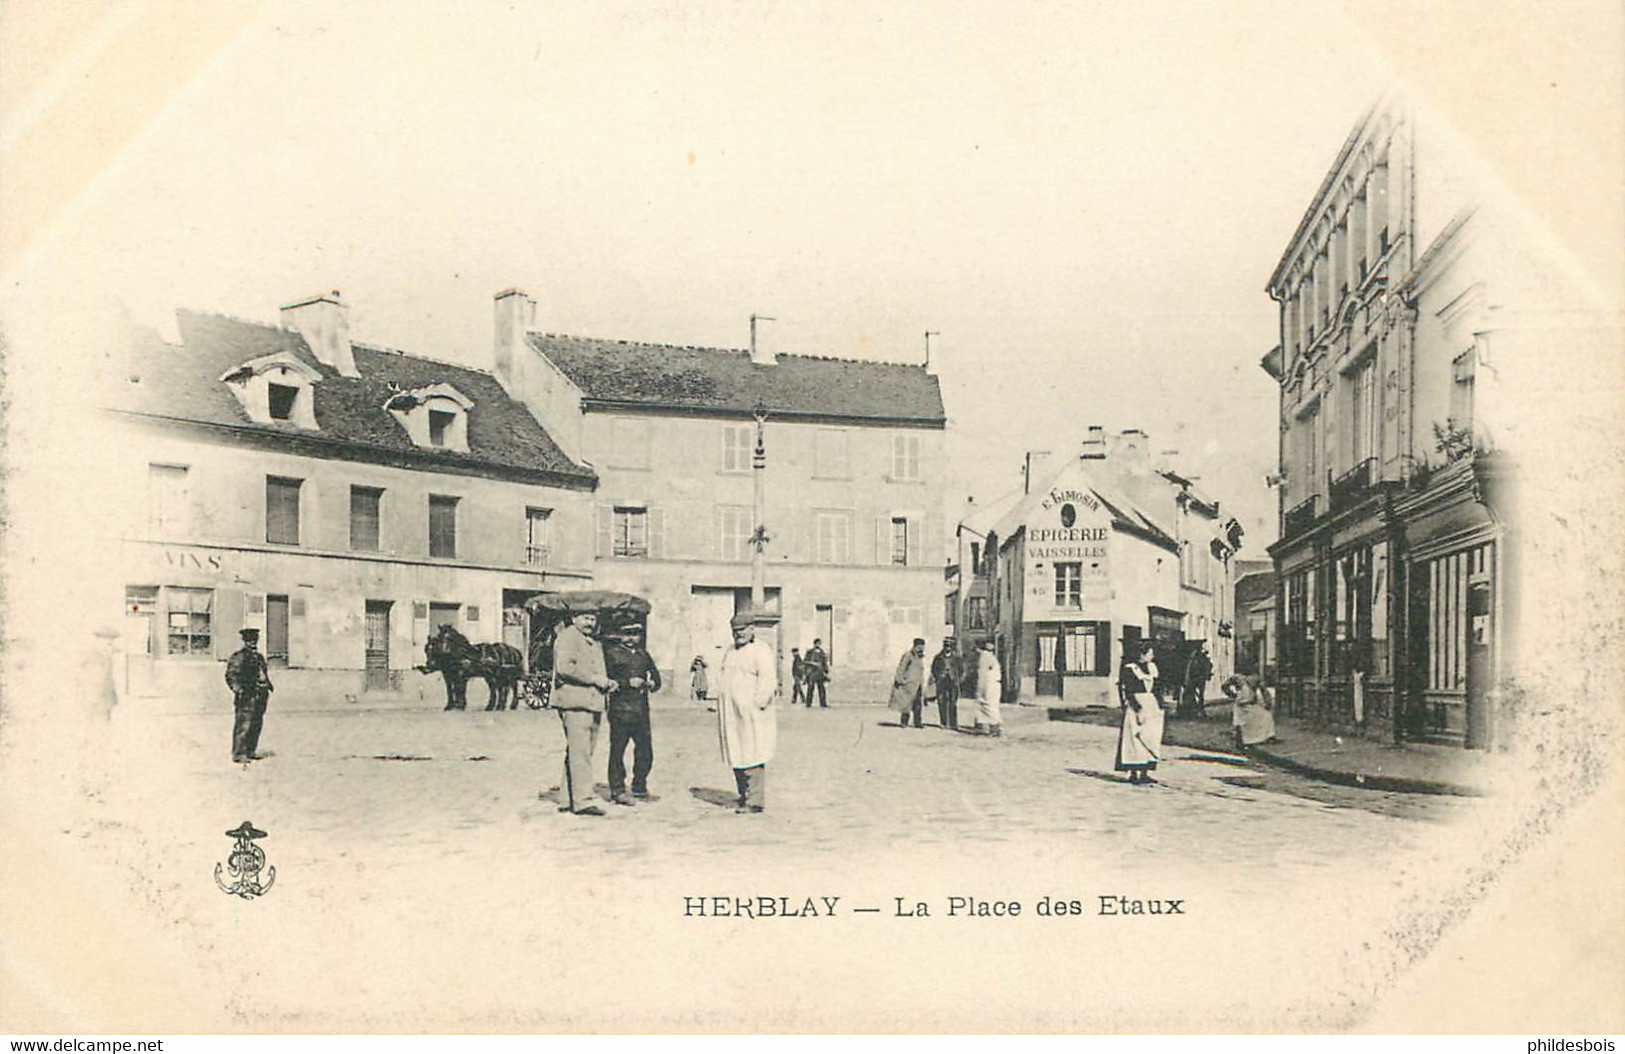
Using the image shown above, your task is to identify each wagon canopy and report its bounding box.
[523,590,651,617]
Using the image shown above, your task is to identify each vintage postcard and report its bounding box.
[1,0,1621,1035]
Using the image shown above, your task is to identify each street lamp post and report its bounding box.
[748,400,780,658]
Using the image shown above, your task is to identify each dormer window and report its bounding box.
[268,383,299,421]
[383,383,474,453]
[219,352,322,429]
[429,408,456,447]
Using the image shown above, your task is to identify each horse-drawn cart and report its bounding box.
[517,590,652,709]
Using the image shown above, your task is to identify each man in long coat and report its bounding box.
[225,628,273,762]
[717,613,778,813]
[890,638,927,728]
[929,639,963,730]
[551,611,616,816]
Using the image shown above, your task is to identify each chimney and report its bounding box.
[281,291,357,377]
[493,287,536,394]
[1023,450,1053,494]
[1080,424,1107,459]
[924,330,941,377]
[1110,428,1148,463]
[749,314,777,366]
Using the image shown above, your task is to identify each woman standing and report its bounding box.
[1115,642,1164,785]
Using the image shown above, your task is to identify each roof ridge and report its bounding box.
[531,331,928,369]
[351,341,490,374]
[178,307,289,333]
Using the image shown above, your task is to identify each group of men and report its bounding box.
[550,608,778,816]
[786,641,831,708]
[890,637,1003,736]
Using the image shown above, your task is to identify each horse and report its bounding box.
[469,642,525,711]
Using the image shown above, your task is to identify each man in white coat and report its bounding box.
[717,612,778,813]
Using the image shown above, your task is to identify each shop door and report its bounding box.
[1464,579,1494,749]
[364,601,392,691]
[1034,623,1064,698]
[122,611,156,697]
[266,594,290,666]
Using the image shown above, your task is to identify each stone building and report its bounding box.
[953,428,1241,706]
[488,289,949,696]
[106,295,597,708]
[1259,93,1594,747]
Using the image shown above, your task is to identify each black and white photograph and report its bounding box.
[1,0,1621,1037]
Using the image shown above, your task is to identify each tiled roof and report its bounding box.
[985,462,1179,553]
[1235,568,1277,607]
[110,310,595,485]
[528,333,946,424]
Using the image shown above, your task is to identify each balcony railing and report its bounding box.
[1284,495,1319,538]
[1330,458,1376,514]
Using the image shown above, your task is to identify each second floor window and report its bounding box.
[429,495,459,558]
[722,424,753,473]
[1451,348,1477,435]
[613,507,648,558]
[1348,356,1376,467]
[266,476,302,545]
[350,486,382,551]
[890,517,909,565]
[816,512,851,565]
[965,596,989,630]
[148,463,189,538]
[892,434,921,481]
[720,506,753,562]
[526,507,552,566]
[1054,562,1082,609]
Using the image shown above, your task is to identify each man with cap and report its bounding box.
[601,620,662,805]
[225,628,274,763]
[550,610,617,816]
[930,638,964,731]
[890,638,928,728]
[802,638,830,708]
[717,612,778,813]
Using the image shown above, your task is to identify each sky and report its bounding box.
[5,0,1621,559]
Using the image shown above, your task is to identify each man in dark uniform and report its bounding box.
[790,648,807,706]
[225,628,273,763]
[601,621,662,806]
[930,638,963,731]
[803,638,830,709]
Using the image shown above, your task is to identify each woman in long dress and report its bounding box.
[1115,642,1164,785]
[1223,672,1278,749]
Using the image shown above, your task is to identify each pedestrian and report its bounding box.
[790,647,807,706]
[1116,642,1164,785]
[1222,672,1278,750]
[225,627,273,763]
[1182,642,1213,718]
[602,622,662,806]
[930,639,963,730]
[972,640,1003,737]
[689,654,710,701]
[803,638,830,708]
[550,610,617,817]
[890,638,927,728]
[717,613,778,813]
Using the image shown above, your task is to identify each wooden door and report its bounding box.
[364,600,392,691]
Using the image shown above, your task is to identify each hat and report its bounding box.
[239,628,260,640]
[729,612,755,630]
[912,637,926,647]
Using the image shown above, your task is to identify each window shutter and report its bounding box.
[648,508,666,559]
[907,515,924,566]
[875,516,888,566]
[596,505,613,558]
[212,589,244,660]
[1095,621,1111,676]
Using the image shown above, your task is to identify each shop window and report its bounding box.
[1063,622,1109,675]
[266,476,302,545]
[1428,544,1493,693]
[429,495,459,558]
[350,486,382,552]
[165,587,213,656]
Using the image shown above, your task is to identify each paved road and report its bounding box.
[17,698,1509,1032]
